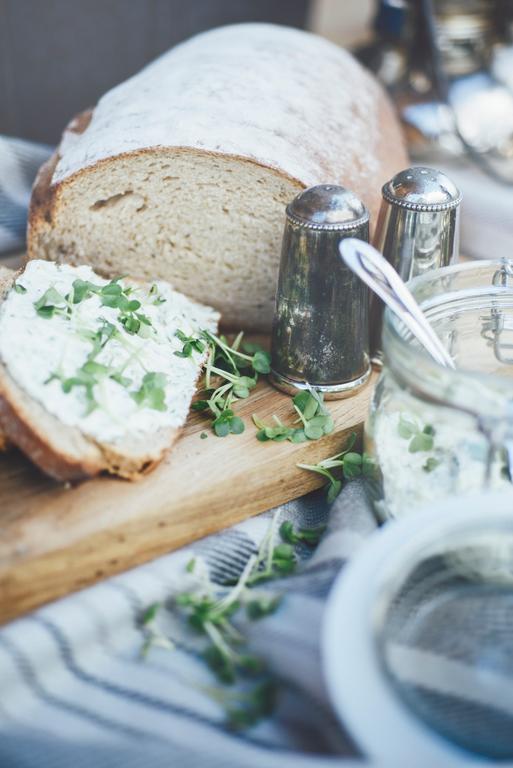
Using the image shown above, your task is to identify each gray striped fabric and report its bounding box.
[0,136,52,253]
[0,482,375,768]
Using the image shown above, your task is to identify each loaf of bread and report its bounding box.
[28,23,408,331]
[0,260,218,481]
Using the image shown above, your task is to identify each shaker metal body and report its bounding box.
[270,185,371,399]
[371,166,462,362]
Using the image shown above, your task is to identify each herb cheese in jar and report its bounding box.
[366,260,513,520]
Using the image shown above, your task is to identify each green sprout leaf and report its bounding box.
[174,330,206,358]
[132,372,168,411]
[251,350,271,374]
[34,286,67,318]
[149,283,166,305]
[423,456,440,472]
[279,521,326,547]
[253,388,333,444]
[141,602,161,626]
[212,409,245,437]
[245,595,282,620]
[397,414,418,439]
[297,433,373,502]
[398,414,436,453]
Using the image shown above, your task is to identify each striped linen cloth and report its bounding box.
[0,483,374,768]
[0,136,52,253]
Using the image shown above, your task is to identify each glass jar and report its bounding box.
[366,259,513,520]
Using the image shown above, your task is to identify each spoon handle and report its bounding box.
[340,238,456,370]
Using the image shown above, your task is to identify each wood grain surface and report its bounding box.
[0,371,376,624]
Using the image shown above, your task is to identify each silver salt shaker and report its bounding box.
[371,166,462,363]
[270,184,371,399]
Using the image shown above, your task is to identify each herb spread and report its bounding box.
[0,260,218,444]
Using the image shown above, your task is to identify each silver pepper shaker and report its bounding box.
[270,185,371,399]
[371,166,462,363]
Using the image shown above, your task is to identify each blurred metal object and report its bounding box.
[270,185,371,399]
[359,0,513,184]
[371,166,461,362]
[340,238,456,368]
[482,260,513,364]
[434,0,495,76]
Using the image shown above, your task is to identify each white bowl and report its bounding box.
[323,490,513,768]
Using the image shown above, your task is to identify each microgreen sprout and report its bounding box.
[13,282,27,294]
[34,286,68,318]
[253,389,333,444]
[174,329,206,358]
[149,283,166,305]
[37,269,173,416]
[140,602,174,658]
[423,456,440,473]
[132,372,168,411]
[139,512,327,728]
[298,432,375,502]
[211,409,245,437]
[397,414,436,453]
[183,330,271,437]
[279,521,326,547]
[70,276,155,339]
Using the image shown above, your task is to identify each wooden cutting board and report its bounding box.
[0,370,375,624]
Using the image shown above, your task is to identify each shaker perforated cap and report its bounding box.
[286,184,369,230]
[382,167,462,211]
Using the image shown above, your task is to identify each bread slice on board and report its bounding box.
[27,23,408,331]
[0,260,219,482]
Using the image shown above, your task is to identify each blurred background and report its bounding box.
[2,0,513,258]
[0,0,379,145]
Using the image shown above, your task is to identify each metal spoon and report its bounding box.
[340,239,513,483]
[339,238,455,369]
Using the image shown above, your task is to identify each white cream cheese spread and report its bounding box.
[373,406,511,519]
[0,260,219,444]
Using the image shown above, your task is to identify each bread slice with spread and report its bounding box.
[0,260,219,481]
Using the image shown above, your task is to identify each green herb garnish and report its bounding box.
[253,389,333,444]
[174,329,206,358]
[212,409,245,437]
[149,283,166,305]
[139,512,328,729]
[140,602,174,658]
[34,286,67,318]
[398,414,436,453]
[180,331,270,437]
[298,432,375,502]
[71,276,154,339]
[279,521,326,546]
[132,372,168,411]
[423,456,440,472]
[13,283,27,294]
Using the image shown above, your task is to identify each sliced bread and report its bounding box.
[27,23,408,331]
[0,260,219,481]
